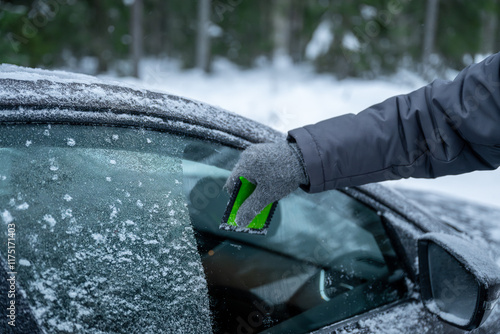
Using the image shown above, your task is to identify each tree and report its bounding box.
[480,0,498,54]
[131,0,144,78]
[196,0,211,72]
[271,0,291,66]
[422,0,440,78]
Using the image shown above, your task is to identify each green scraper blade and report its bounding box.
[220,176,277,234]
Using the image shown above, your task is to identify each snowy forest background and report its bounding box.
[1,0,500,209]
[2,0,499,77]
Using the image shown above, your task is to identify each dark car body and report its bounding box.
[0,65,499,334]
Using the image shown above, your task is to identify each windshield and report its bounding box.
[0,124,406,333]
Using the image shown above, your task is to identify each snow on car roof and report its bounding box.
[0,64,285,147]
[0,63,115,85]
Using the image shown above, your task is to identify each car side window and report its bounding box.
[182,143,408,333]
[0,125,212,333]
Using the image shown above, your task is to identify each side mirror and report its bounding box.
[418,233,500,330]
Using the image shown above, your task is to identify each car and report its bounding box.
[0,64,499,334]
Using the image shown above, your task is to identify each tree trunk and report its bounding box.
[480,5,498,54]
[160,0,169,56]
[196,0,211,73]
[131,0,143,78]
[89,0,109,73]
[146,0,163,55]
[289,0,304,63]
[272,0,291,66]
[422,0,439,77]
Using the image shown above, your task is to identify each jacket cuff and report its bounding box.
[287,127,325,193]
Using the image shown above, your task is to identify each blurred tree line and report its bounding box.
[0,0,499,79]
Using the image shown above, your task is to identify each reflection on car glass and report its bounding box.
[182,159,407,333]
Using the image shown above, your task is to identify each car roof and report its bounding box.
[0,64,285,148]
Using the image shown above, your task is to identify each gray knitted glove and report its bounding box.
[225,142,309,227]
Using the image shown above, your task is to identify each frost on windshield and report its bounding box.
[0,125,212,333]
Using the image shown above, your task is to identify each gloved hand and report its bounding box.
[225,141,309,227]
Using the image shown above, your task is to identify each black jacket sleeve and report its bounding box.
[288,53,500,193]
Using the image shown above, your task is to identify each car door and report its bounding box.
[158,125,496,334]
[0,120,414,334]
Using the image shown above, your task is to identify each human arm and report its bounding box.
[289,53,500,193]
[227,53,500,226]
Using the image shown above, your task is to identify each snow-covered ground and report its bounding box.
[112,58,500,210]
